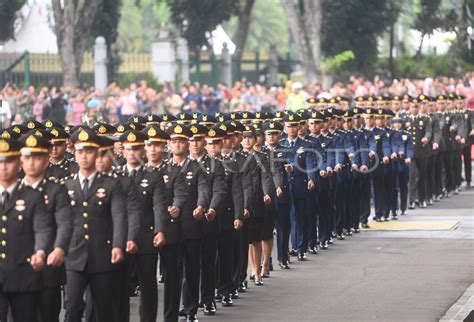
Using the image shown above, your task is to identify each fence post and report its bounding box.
[286,52,291,80]
[255,51,260,82]
[268,43,278,86]
[177,38,190,83]
[94,37,108,92]
[221,42,232,86]
[210,52,217,87]
[152,25,175,82]
[195,52,201,83]
[23,51,30,88]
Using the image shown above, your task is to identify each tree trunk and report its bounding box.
[416,32,425,60]
[389,22,395,79]
[232,0,256,62]
[302,0,322,79]
[281,0,317,82]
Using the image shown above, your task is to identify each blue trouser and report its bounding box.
[384,164,395,217]
[359,174,372,224]
[275,201,291,263]
[398,168,409,212]
[317,188,331,243]
[351,173,362,229]
[307,189,319,248]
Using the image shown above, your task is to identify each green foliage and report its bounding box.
[412,0,443,36]
[116,71,160,89]
[167,0,238,48]
[117,0,172,53]
[0,0,26,41]
[322,0,401,74]
[322,51,355,73]
[375,54,474,79]
[222,0,289,56]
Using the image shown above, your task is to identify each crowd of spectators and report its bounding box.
[1,72,473,128]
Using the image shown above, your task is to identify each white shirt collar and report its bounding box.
[21,177,43,190]
[78,171,97,187]
[126,164,142,174]
[0,182,18,195]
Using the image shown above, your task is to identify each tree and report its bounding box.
[167,0,238,49]
[232,0,255,61]
[51,0,103,87]
[322,0,401,76]
[280,0,322,83]
[412,0,443,58]
[0,0,26,41]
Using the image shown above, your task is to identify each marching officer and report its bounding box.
[64,128,127,322]
[45,126,79,179]
[0,137,53,321]
[19,131,73,322]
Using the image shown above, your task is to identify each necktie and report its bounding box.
[1,191,9,209]
[130,169,137,177]
[83,178,89,196]
[289,140,295,148]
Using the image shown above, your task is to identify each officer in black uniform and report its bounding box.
[460,95,474,189]
[205,125,244,307]
[19,132,73,322]
[0,137,53,321]
[45,127,79,179]
[166,124,210,322]
[64,128,127,322]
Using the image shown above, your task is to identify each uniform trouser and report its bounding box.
[335,180,345,235]
[217,229,234,296]
[275,202,291,262]
[426,155,436,200]
[0,290,38,322]
[200,234,218,305]
[66,270,118,322]
[398,169,409,212]
[180,239,202,316]
[359,175,371,224]
[239,224,249,284]
[329,185,336,235]
[384,167,395,217]
[462,144,472,184]
[350,174,362,229]
[113,256,130,322]
[453,149,463,187]
[292,197,309,253]
[307,192,319,249]
[442,151,455,192]
[317,188,330,244]
[343,170,353,231]
[134,253,158,322]
[409,157,428,203]
[434,153,444,196]
[290,201,297,251]
[232,229,243,290]
[372,174,386,218]
[160,244,180,322]
[37,285,62,322]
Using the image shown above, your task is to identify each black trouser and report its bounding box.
[232,229,242,290]
[334,180,345,235]
[160,244,180,322]
[351,174,362,229]
[200,234,218,305]
[343,170,353,231]
[317,188,330,243]
[180,239,202,316]
[37,285,62,322]
[434,153,444,196]
[398,169,409,212]
[217,229,234,296]
[453,149,463,187]
[359,175,371,224]
[426,154,436,200]
[409,157,428,204]
[239,224,249,284]
[463,144,472,184]
[384,166,395,218]
[307,193,319,249]
[113,256,130,322]
[134,253,158,322]
[66,270,118,322]
[442,151,455,192]
[0,289,38,322]
[372,173,386,218]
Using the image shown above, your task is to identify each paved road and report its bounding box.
[128,185,474,322]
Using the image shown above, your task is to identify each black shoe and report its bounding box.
[384,217,390,221]
[466,182,471,190]
[249,275,255,281]
[214,293,223,301]
[392,214,398,220]
[289,249,298,256]
[454,188,459,195]
[269,261,273,272]
[361,223,370,229]
[328,237,334,245]
[400,211,406,216]
[308,247,318,254]
[158,274,164,283]
[254,279,264,286]
[297,253,307,261]
[375,217,382,222]
[354,228,361,233]
[198,302,204,308]
[428,199,433,205]
[346,229,353,236]
[408,202,415,209]
[261,272,270,278]
[187,314,198,322]
[421,201,427,208]
[336,234,345,240]
[203,303,216,315]
[222,294,233,307]
[239,281,247,292]
[231,289,239,299]
[178,308,187,317]
[319,242,329,250]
